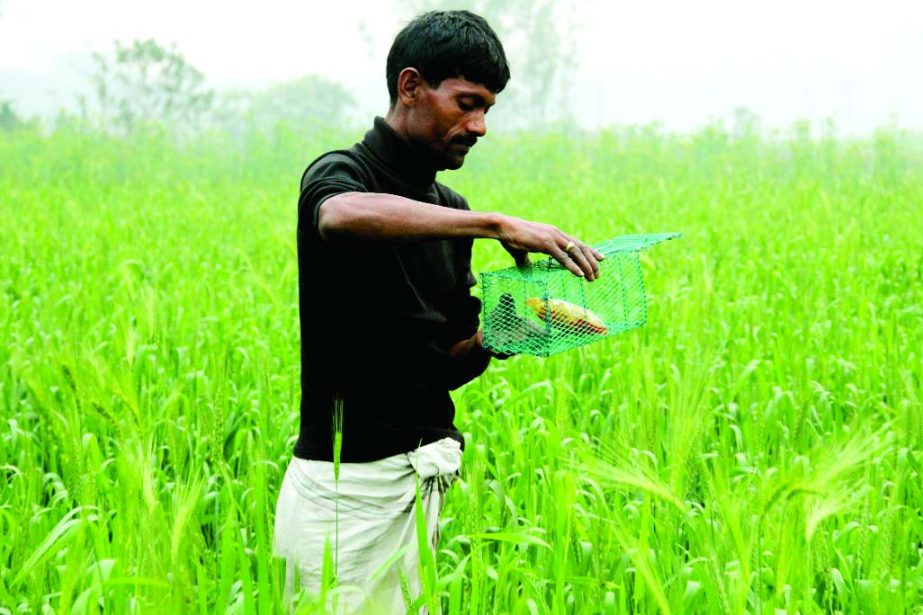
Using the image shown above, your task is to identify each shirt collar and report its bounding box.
[361,116,438,191]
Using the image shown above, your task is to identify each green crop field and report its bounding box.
[1,123,921,614]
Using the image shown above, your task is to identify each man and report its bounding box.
[273,10,603,611]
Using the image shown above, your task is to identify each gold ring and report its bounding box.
[564,241,576,253]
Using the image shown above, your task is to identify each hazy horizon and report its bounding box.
[2,0,922,135]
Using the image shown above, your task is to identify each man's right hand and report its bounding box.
[318,193,606,280]
[495,214,605,281]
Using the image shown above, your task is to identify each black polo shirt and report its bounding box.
[293,117,479,462]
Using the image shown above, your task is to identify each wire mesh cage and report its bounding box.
[480,233,680,357]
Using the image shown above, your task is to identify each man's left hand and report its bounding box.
[475,329,516,360]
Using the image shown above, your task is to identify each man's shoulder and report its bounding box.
[300,145,371,191]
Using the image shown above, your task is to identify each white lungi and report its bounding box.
[272,437,462,613]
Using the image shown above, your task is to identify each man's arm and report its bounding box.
[318,192,499,242]
[443,330,511,391]
[318,192,605,280]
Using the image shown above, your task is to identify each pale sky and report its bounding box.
[2,0,921,134]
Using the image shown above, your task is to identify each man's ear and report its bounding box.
[397,68,425,107]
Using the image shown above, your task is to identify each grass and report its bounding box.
[1,121,921,613]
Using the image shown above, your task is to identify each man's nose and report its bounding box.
[467,111,487,137]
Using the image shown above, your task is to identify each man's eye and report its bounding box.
[458,100,475,112]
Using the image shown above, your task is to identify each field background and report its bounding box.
[1,123,922,613]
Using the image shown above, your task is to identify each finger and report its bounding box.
[578,244,602,279]
[550,244,585,278]
[591,247,606,261]
[513,251,531,267]
[564,239,597,280]
[501,241,531,267]
[499,239,516,253]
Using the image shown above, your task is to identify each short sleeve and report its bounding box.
[298,152,368,240]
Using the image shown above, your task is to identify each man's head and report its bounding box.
[385,11,511,170]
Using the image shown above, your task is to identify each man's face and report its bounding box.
[408,77,496,171]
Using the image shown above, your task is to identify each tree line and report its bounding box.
[1,39,358,139]
[2,1,578,137]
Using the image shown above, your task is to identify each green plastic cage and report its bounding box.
[480,233,681,357]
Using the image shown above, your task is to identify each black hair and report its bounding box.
[386,10,511,106]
